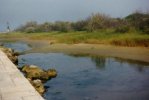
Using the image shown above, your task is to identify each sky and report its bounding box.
[0,0,149,31]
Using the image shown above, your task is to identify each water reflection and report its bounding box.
[1,41,149,100]
[115,57,149,72]
[91,56,106,69]
[16,53,149,100]
[68,54,106,69]
[68,54,149,72]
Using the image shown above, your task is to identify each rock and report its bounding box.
[47,69,57,78]
[49,41,54,45]
[21,65,57,95]
[40,71,49,81]
[0,43,4,46]
[21,65,54,81]
[27,78,45,95]
[13,52,20,56]
[22,65,45,80]
[22,65,43,73]
[9,56,18,64]
[27,78,32,81]
[31,79,45,95]
[0,47,18,64]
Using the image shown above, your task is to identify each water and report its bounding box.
[2,42,149,100]
[2,42,31,52]
[18,53,149,100]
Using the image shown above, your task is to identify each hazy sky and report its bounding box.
[0,0,149,31]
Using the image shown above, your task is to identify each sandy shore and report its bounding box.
[0,38,149,63]
[25,43,149,63]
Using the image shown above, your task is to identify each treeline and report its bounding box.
[16,12,149,34]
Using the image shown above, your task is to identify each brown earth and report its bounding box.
[25,42,149,63]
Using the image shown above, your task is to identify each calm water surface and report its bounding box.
[2,42,31,52]
[2,42,149,100]
[18,53,149,100]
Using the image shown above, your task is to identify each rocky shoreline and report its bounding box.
[21,65,57,95]
[0,46,19,64]
[0,46,57,95]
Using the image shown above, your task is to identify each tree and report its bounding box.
[86,13,111,32]
[125,12,149,33]
[72,20,87,31]
[54,21,72,32]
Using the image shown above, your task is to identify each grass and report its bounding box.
[0,30,149,47]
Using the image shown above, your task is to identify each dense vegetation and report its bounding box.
[0,30,149,47]
[16,12,149,34]
[0,12,148,47]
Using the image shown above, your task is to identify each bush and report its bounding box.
[53,21,73,32]
[25,27,36,33]
[144,27,149,34]
[140,18,149,34]
[115,26,130,33]
[125,12,149,33]
[86,13,112,32]
[72,20,87,31]
[15,12,149,34]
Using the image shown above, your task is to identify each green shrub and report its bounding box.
[86,13,112,32]
[115,26,129,33]
[143,27,149,34]
[125,12,149,33]
[25,27,36,33]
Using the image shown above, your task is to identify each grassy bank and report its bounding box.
[0,30,149,47]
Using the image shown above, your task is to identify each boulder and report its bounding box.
[22,65,43,73]
[31,79,45,95]
[13,52,20,56]
[9,56,18,64]
[21,65,57,95]
[47,69,57,78]
[22,65,47,80]
[21,65,56,81]
[0,43,3,46]
[0,47,18,64]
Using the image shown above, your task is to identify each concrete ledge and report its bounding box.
[0,50,44,100]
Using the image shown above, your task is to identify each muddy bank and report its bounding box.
[25,43,149,63]
[1,38,149,63]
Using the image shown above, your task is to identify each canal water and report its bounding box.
[1,42,149,100]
